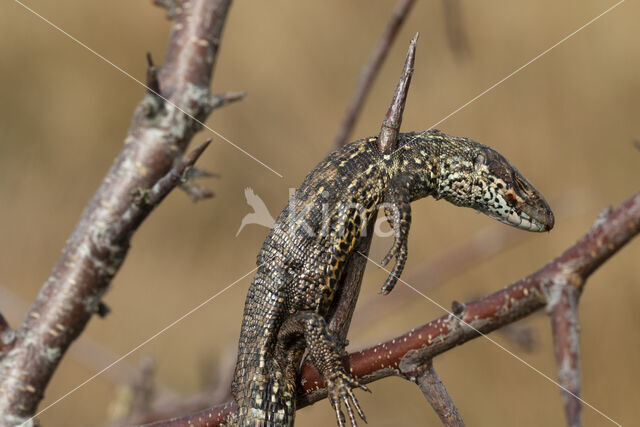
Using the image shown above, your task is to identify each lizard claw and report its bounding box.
[379,242,407,295]
[326,371,368,426]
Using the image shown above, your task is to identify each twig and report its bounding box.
[499,322,537,353]
[332,0,416,149]
[442,0,471,58]
[147,194,639,425]
[326,220,376,346]
[134,358,157,414]
[327,34,419,345]
[399,360,464,426]
[550,284,582,427]
[0,0,235,422]
[106,139,212,244]
[109,348,237,426]
[377,32,418,154]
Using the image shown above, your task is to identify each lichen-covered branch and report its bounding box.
[0,0,235,423]
[549,282,582,427]
[399,359,464,426]
[332,0,416,150]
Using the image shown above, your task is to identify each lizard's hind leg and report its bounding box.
[277,312,369,427]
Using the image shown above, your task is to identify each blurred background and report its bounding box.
[1,0,639,425]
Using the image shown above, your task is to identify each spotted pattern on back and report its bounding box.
[231,129,553,426]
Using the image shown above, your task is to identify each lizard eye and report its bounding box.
[473,153,486,171]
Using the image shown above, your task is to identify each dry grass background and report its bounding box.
[0,0,639,425]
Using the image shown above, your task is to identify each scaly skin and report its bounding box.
[230,130,554,426]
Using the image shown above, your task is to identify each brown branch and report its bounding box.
[332,0,416,149]
[399,360,464,426]
[377,32,418,154]
[0,0,235,423]
[326,220,376,346]
[148,197,639,425]
[550,284,582,427]
[327,34,419,346]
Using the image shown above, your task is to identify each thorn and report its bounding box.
[377,33,418,154]
[145,52,162,99]
[153,0,178,20]
[207,91,246,112]
[451,300,465,316]
[185,167,220,180]
[179,182,214,202]
[97,302,111,318]
[183,139,212,168]
[593,205,613,228]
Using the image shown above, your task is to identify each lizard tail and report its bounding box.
[235,376,296,426]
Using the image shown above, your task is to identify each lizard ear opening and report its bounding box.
[473,152,486,171]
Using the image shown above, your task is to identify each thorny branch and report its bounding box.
[332,0,416,149]
[327,32,419,347]
[0,0,237,423]
[155,190,639,426]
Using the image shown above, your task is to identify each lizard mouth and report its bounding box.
[504,205,554,232]
[503,186,555,232]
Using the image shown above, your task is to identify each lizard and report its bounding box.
[230,129,554,426]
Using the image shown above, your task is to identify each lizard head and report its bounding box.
[435,139,554,232]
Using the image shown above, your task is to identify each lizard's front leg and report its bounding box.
[277,311,369,427]
[380,174,412,295]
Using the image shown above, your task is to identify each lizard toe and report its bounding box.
[327,372,368,426]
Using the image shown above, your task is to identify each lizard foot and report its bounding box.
[379,242,407,295]
[326,371,370,427]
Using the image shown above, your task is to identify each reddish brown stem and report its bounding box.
[0,0,234,423]
[550,284,582,427]
[332,0,416,149]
